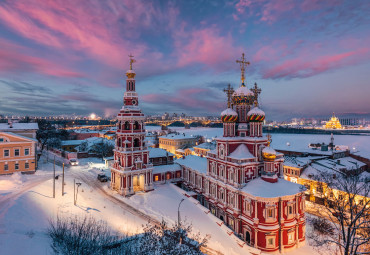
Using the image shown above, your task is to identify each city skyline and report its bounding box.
[0,0,370,120]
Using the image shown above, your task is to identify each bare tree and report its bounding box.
[308,168,370,255]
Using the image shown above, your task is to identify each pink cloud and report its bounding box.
[262,48,370,79]
[175,27,242,69]
[0,39,83,78]
[142,87,224,113]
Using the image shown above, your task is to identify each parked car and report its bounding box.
[69,158,79,166]
[97,174,108,182]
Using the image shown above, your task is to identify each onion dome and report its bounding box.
[126,69,136,79]
[232,85,254,105]
[262,146,277,161]
[221,108,238,123]
[247,107,265,122]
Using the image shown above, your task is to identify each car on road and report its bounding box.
[69,158,79,166]
[97,173,108,182]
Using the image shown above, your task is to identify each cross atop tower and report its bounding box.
[128,54,136,70]
[223,84,234,108]
[236,53,250,86]
[251,82,261,104]
[267,133,272,146]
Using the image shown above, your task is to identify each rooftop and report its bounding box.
[153,163,181,174]
[176,155,207,174]
[0,123,39,131]
[242,177,304,198]
[159,133,199,140]
[149,147,174,158]
[228,144,255,159]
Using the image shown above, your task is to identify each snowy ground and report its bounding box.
[0,155,322,255]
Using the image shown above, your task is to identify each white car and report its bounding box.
[69,158,79,166]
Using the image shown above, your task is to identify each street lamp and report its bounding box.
[74,179,82,205]
[178,198,185,225]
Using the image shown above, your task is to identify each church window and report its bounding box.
[266,236,275,248]
[134,138,140,148]
[288,232,295,244]
[268,208,274,217]
[124,121,130,130]
[155,175,159,181]
[134,121,140,130]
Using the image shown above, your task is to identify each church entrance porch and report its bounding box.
[133,174,145,192]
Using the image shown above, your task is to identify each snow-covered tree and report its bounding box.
[308,167,370,255]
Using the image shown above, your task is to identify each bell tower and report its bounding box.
[111,55,154,196]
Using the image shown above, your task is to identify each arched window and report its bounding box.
[118,122,122,130]
[134,138,140,147]
[118,138,122,147]
[134,121,140,130]
[124,121,130,130]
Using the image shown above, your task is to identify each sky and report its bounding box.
[0,0,369,121]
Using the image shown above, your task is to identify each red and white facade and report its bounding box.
[180,57,306,253]
[111,57,153,196]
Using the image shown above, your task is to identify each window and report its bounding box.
[15,149,20,156]
[266,236,275,248]
[25,163,29,169]
[4,150,9,157]
[0,138,3,142]
[155,175,159,181]
[288,205,293,215]
[4,164,8,171]
[268,208,274,217]
[25,148,30,156]
[288,232,295,244]
[15,163,19,170]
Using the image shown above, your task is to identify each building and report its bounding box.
[0,132,37,175]
[0,122,39,139]
[148,147,174,166]
[177,54,306,253]
[324,113,342,129]
[158,133,199,155]
[283,155,367,204]
[193,141,216,157]
[110,56,154,196]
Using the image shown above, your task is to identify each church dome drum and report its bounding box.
[232,85,254,105]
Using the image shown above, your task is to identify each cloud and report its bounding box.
[262,48,370,79]
[0,39,83,78]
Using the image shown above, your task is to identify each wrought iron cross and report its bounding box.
[251,82,261,105]
[128,54,136,70]
[223,84,234,108]
[236,53,250,85]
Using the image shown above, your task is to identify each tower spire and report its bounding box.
[126,54,136,79]
[223,84,234,108]
[236,53,250,86]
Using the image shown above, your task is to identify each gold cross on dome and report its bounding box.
[236,53,250,86]
[223,84,234,108]
[251,82,261,104]
[128,54,136,70]
[267,133,272,146]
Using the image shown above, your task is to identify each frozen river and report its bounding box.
[146,126,370,158]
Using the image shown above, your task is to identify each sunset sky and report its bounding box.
[0,0,369,120]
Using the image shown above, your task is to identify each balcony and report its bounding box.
[114,146,148,152]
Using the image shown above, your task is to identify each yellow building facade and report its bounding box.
[158,134,198,156]
[0,132,37,175]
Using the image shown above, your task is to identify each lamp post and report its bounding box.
[74,180,82,205]
[178,198,185,226]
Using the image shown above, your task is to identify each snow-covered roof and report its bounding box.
[262,146,276,155]
[247,107,265,116]
[61,140,85,146]
[149,148,174,158]
[194,142,216,150]
[0,123,39,131]
[284,156,326,168]
[301,156,367,179]
[241,177,304,198]
[221,108,237,116]
[159,133,198,140]
[0,132,38,142]
[176,155,208,174]
[153,163,181,174]
[228,144,255,159]
[233,86,253,96]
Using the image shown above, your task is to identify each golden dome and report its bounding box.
[126,69,136,79]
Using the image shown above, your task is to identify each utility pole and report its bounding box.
[62,163,65,196]
[53,155,55,198]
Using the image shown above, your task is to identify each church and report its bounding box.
[111,54,306,253]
